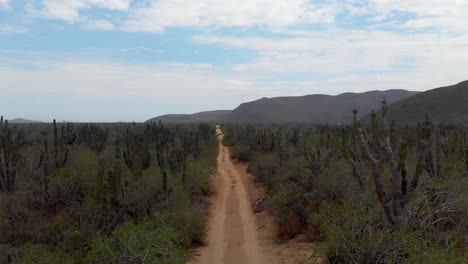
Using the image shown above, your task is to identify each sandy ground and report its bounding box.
[189,129,315,264]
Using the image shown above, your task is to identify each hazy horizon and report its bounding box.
[1,1,468,122]
[0,87,437,123]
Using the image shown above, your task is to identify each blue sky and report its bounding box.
[1,0,468,122]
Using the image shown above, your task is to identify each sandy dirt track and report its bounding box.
[189,129,314,264]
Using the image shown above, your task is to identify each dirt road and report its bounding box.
[190,129,314,264]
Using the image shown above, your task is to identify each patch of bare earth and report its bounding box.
[188,129,317,264]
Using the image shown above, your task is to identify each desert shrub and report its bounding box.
[0,193,42,244]
[312,201,407,264]
[231,145,252,162]
[85,214,186,264]
[221,131,235,146]
[318,158,370,204]
[49,174,86,206]
[312,198,466,264]
[0,243,73,264]
[183,158,213,196]
[248,152,278,184]
[169,205,207,246]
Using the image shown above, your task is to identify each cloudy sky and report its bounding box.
[1,0,467,122]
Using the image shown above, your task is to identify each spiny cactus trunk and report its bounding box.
[43,161,49,203]
[108,170,120,211]
[114,147,122,200]
[353,99,431,226]
[123,129,151,179]
[435,127,442,178]
[463,132,468,177]
[53,119,59,169]
[0,119,23,193]
[96,158,105,202]
[162,170,168,193]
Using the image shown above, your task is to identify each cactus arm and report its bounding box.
[353,109,388,208]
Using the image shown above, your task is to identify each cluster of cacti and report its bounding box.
[34,120,76,201]
[0,116,24,192]
[76,124,109,153]
[123,128,151,178]
[352,98,433,225]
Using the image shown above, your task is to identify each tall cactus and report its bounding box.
[353,98,432,225]
[0,118,24,192]
[52,119,72,169]
[114,147,123,200]
[96,157,105,203]
[463,132,468,177]
[424,124,443,178]
[34,119,75,200]
[108,170,119,210]
[76,124,108,153]
[342,128,365,188]
[162,170,168,193]
[123,129,151,178]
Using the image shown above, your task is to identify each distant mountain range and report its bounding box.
[148,80,468,125]
[224,90,418,124]
[7,81,467,125]
[6,118,42,124]
[147,90,419,124]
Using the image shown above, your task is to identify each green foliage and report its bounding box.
[222,121,467,262]
[0,121,218,262]
[231,144,252,162]
[312,201,465,264]
[0,243,73,264]
[85,215,186,264]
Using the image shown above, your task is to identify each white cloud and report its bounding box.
[28,0,131,22]
[122,0,336,32]
[82,19,115,30]
[0,0,11,11]
[362,0,468,33]
[18,0,468,34]
[0,24,28,34]
[193,29,468,88]
[0,45,465,121]
[0,61,269,121]
[2,0,468,121]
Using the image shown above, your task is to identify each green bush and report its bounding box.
[85,214,186,264]
[231,145,252,162]
[248,152,278,184]
[169,206,207,246]
[312,200,466,264]
[0,243,73,264]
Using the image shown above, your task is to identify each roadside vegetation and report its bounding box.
[0,119,217,263]
[222,99,467,263]
[2,97,467,264]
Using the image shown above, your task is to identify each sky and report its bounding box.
[1,0,468,122]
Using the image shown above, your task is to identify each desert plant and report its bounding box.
[352,99,432,226]
[0,118,24,192]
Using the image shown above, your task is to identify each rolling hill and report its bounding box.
[224,89,418,124]
[147,90,418,124]
[378,80,468,125]
[7,118,42,124]
[146,110,231,123]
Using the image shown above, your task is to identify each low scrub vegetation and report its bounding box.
[222,99,467,263]
[0,119,217,263]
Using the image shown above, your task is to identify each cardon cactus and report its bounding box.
[0,118,24,192]
[123,129,151,178]
[352,98,432,225]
